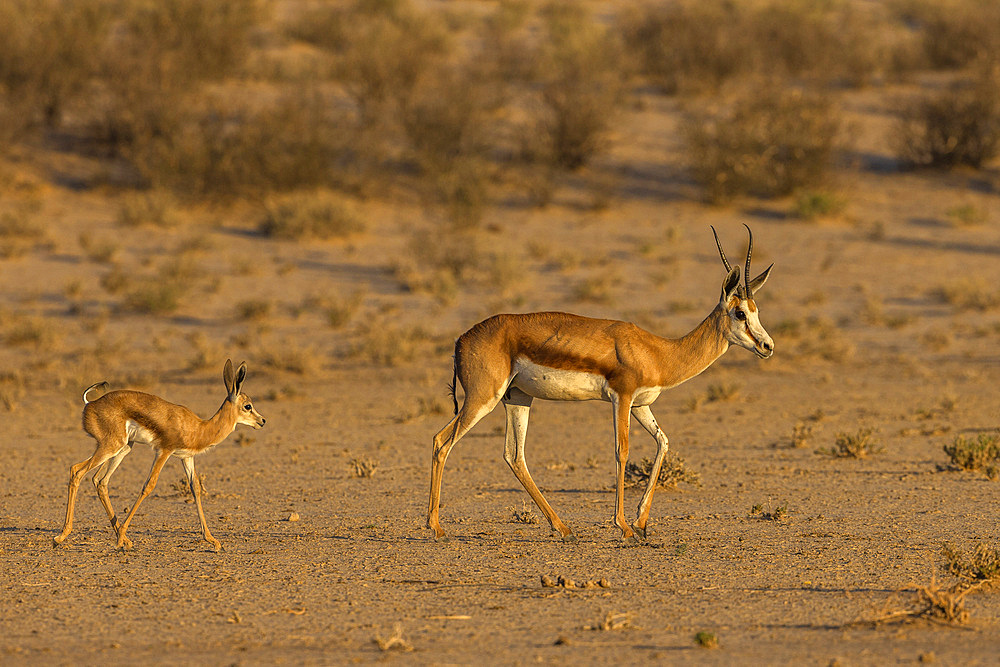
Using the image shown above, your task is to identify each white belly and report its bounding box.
[510,358,610,401]
[125,419,156,446]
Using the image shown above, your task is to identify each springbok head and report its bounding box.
[712,225,774,359]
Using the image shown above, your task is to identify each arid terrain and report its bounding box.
[2,1,1000,664]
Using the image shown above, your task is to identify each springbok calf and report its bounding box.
[53,360,265,551]
[428,225,773,542]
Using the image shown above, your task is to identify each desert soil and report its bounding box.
[2,84,1000,664]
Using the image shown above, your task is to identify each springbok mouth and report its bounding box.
[755,349,773,359]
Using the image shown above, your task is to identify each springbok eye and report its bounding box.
[243,404,252,411]
[734,310,746,321]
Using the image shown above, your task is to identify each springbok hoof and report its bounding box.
[560,533,578,543]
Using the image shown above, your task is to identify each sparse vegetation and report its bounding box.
[749,501,789,522]
[260,194,364,241]
[817,428,882,459]
[794,190,846,220]
[791,421,814,449]
[508,500,538,525]
[623,454,702,490]
[895,70,1000,170]
[942,433,1000,479]
[934,278,1000,310]
[694,631,719,649]
[351,456,379,478]
[684,85,839,203]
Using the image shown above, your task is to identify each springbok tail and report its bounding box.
[82,381,110,404]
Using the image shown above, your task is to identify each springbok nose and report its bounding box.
[261,417,266,425]
[761,340,773,354]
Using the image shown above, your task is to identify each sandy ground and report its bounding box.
[2,82,1000,664]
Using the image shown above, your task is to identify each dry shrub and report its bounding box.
[92,0,261,157]
[899,0,1000,69]
[623,454,702,490]
[117,192,180,228]
[942,433,1000,479]
[935,278,1000,310]
[895,70,1000,170]
[260,193,364,241]
[0,208,47,258]
[134,90,350,196]
[942,542,1000,586]
[351,456,379,478]
[525,3,626,171]
[620,1,885,94]
[0,0,110,144]
[684,85,839,203]
[355,321,429,367]
[818,428,882,459]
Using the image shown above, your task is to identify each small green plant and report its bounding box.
[947,204,987,227]
[943,433,1000,479]
[623,454,702,490]
[818,428,882,459]
[694,631,718,649]
[794,190,846,220]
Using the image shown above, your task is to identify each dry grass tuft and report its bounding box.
[373,624,413,652]
[870,577,974,627]
[942,433,1000,479]
[584,612,631,632]
[934,278,1000,311]
[942,542,1000,587]
[260,193,364,241]
[817,428,882,459]
[694,631,719,649]
[790,421,814,449]
[508,500,538,525]
[350,456,378,478]
[623,454,701,490]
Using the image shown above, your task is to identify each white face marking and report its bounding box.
[510,357,610,402]
[725,299,773,359]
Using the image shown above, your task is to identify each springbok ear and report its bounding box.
[748,263,773,296]
[234,362,247,395]
[721,267,741,302]
[223,359,235,396]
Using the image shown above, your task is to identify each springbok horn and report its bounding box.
[711,226,733,272]
[743,223,753,296]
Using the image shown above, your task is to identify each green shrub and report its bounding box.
[944,434,1000,479]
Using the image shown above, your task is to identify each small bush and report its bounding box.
[351,456,379,478]
[526,3,626,171]
[623,454,702,490]
[935,278,1000,310]
[942,542,1000,586]
[943,433,1000,479]
[117,192,179,228]
[818,428,882,459]
[260,194,364,241]
[694,631,719,649]
[895,72,1000,170]
[791,421,814,449]
[909,1,1000,69]
[684,85,839,203]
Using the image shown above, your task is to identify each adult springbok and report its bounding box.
[53,359,265,551]
[427,225,773,542]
